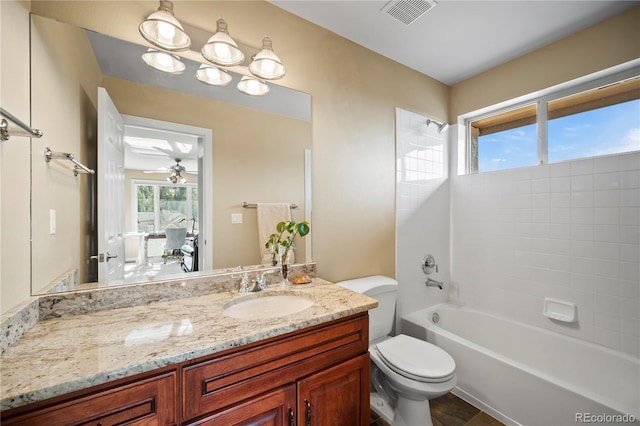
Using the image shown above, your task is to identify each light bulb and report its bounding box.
[157,21,176,40]
[156,52,172,68]
[214,43,231,60]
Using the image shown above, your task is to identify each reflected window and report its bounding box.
[134,181,198,232]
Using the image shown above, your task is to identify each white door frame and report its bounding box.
[122,115,213,272]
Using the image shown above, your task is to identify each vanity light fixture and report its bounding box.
[248,36,286,80]
[201,18,245,67]
[196,64,233,86]
[237,76,269,96]
[139,0,191,51]
[142,49,186,74]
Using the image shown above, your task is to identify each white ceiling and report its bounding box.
[269,0,638,85]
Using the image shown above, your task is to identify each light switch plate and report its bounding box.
[231,213,243,224]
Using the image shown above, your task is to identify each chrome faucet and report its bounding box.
[238,273,250,293]
[250,272,269,292]
[425,278,444,290]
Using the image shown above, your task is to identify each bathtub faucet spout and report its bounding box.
[425,278,444,290]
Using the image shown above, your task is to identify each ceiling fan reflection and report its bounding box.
[143,158,197,184]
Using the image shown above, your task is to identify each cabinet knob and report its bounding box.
[289,408,295,426]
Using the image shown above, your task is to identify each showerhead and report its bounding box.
[426,118,449,134]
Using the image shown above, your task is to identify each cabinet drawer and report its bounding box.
[3,371,177,426]
[182,314,368,421]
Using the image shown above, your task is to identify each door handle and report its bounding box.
[90,252,118,262]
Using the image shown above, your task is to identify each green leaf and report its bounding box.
[297,222,310,236]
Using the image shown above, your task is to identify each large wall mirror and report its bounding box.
[30,14,312,295]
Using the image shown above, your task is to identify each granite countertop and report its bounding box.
[0,278,377,411]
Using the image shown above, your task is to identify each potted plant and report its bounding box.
[265,220,310,282]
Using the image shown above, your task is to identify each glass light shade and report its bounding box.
[142,49,185,74]
[237,76,269,96]
[249,36,286,80]
[139,0,191,51]
[201,18,245,66]
[196,64,232,86]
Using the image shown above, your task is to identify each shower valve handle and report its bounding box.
[422,254,438,275]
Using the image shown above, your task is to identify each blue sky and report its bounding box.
[478,99,640,172]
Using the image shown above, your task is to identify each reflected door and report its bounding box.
[97,87,126,284]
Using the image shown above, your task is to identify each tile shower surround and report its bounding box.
[451,152,640,356]
[395,108,450,330]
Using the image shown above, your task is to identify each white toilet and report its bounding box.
[337,275,456,426]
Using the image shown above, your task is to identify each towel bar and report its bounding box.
[44,147,95,176]
[242,202,298,209]
[0,107,43,141]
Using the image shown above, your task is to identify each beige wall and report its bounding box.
[450,5,640,118]
[1,0,32,311]
[27,0,449,290]
[111,76,310,268]
[30,14,102,294]
[4,1,636,311]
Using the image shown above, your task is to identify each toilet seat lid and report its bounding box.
[374,334,455,383]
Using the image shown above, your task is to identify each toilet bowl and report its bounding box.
[337,276,457,426]
[370,335,456,426]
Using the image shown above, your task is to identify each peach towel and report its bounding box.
[257,203,292,264]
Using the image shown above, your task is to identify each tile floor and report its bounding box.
[370,392,505,426]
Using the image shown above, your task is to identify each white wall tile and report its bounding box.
[451,150,640,353]
[594,155,620,173]
[571,158,594,175]
[594,172,620,190]
[571,192,593,208]
[594,207,619,225]
[619,152,640,171]
[594,190,619,207]
[550,176,571,193]
[571,175,594,191]
[620,170,640,189]
[620,189,640,207]
[620,207,640,226]
[550,162,571,177]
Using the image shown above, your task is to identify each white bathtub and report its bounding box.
[402,303,639,426]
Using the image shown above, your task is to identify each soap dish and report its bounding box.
[543,298,577,323]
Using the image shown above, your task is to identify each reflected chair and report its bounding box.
[162,227,187,264]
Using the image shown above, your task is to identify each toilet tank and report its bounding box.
[336,275,398,343]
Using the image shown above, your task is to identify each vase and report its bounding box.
[280,252,292,286]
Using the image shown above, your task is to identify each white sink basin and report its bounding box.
[223,294,314,320]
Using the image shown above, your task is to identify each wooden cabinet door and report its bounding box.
[297,354,370,426]
[187,384,296,426]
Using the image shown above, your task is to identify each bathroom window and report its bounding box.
[465,69,640,174]
[547,78,640,163]
[469,104,538,173]
[133,180,198,232]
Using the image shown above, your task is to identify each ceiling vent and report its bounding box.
[381,0,438,26]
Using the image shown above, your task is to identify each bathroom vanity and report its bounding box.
[0,273,377,425]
